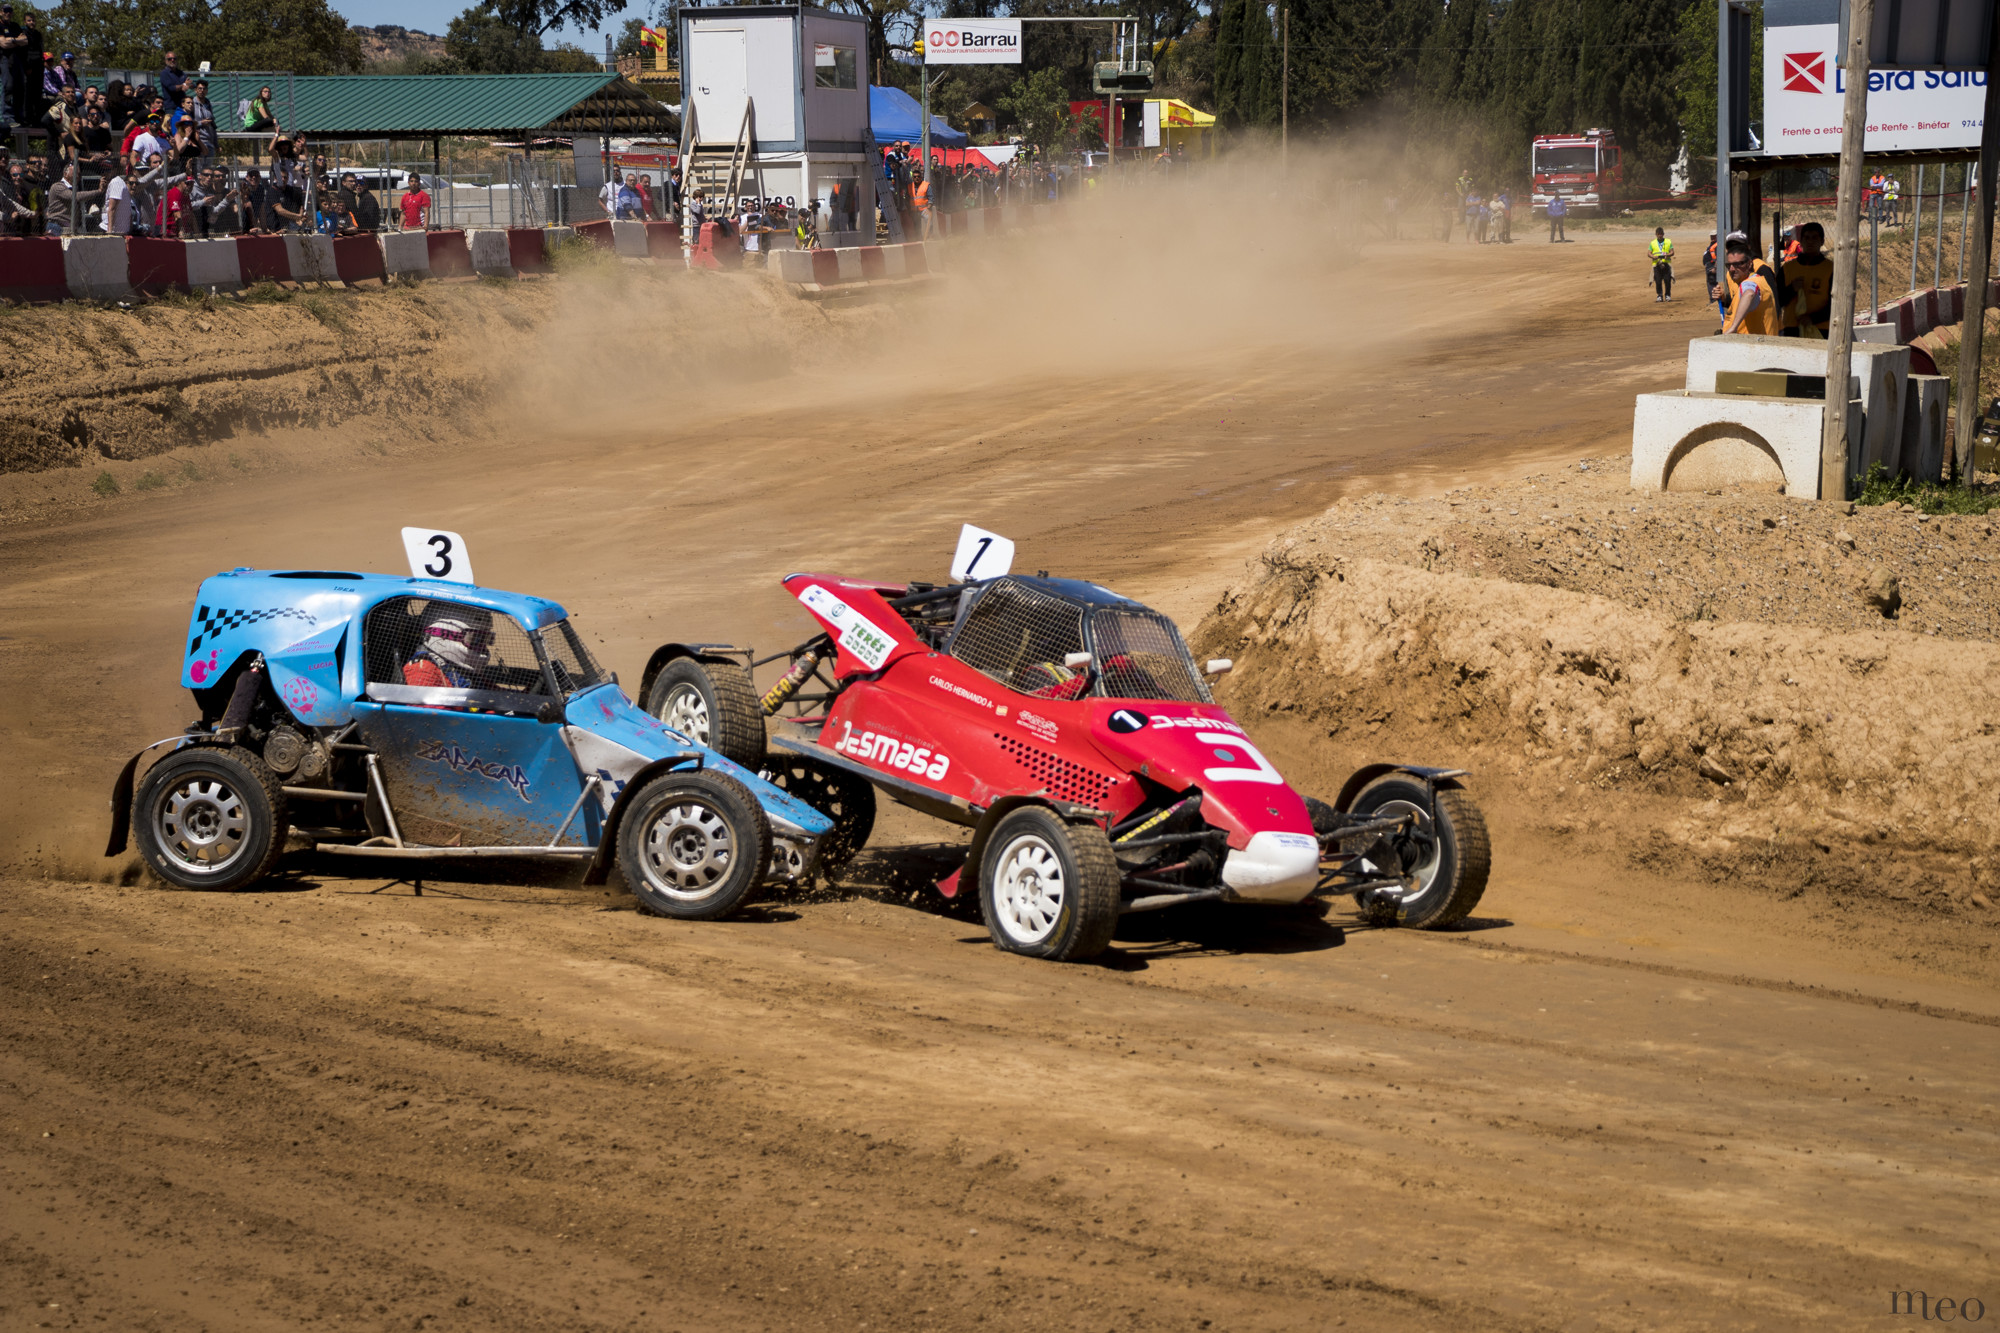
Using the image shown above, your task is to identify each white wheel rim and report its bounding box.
[992,832,1066,946]
[658,683,710,745]
[640,798,735,899]
[157,777,250,874]
[1358,799,1441,902]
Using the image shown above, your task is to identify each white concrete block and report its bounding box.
[1632,390,1864,500]
[610,219,650,258]
[467,229,513,274]
[183,238,242,291]
[835,249,863,283]
[1901,374,1949,482]
[1682,335,1906,482]
[380,230,431,277]
[62,234,129,300]
[542,225,574,253]
[773,249,815,283]
[285,234,338,285]
[1853,321,1901,345]
[881,246,906,278]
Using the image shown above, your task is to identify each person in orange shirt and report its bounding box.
[1719,243,1780,336]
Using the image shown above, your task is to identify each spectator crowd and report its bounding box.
[0,25,436,241]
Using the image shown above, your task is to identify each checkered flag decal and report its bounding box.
[188,605,318,656]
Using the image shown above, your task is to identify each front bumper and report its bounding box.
[1220,831,1323,903]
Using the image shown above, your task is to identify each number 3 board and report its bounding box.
[400,528,476,585]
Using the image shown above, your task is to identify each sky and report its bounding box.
[334,0,646,55]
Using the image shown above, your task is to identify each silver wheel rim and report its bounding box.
[156,776,251,875]
[992,832,1065,946]
[1359,799,1441,902]
[639,797,736,900]
[657,683,710,745]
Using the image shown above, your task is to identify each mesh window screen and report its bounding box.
[540,620,610,695]
[949,581,1087,696]
[1091,610,1212,704]
[362,598,549,696]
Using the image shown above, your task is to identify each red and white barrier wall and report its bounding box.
[772,243,932,288]
[1865,278,1999,343]
[0,226,572,303]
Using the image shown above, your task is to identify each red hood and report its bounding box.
[1083,701,1309,847]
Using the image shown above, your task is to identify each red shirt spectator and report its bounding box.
[157,181,186,236]
[398,184,429,229]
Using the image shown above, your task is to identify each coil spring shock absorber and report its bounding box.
[760,645,824,716]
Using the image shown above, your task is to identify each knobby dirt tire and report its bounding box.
[132,745,290,891]
[761,757,877,878]
[978,806,1121,962]
[1349,777,1489,930]
[617,770,769,921]
[645,657,765,768]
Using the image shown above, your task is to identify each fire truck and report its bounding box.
[1530,129,1624,214]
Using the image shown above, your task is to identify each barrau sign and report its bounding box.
[1766,1,1987,155]
[924,18,1022,65]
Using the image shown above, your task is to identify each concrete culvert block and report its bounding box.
[1684,335,1908,480]
[1631,391,1858,498]
[1901,374,1949,482]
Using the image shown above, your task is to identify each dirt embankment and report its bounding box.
[0,266,884,478]
[1194,457,2000,905]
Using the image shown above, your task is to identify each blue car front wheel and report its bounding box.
[618,771,770,920]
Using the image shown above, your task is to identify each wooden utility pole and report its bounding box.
[1954,13,2000,482]
[1281,4,1288,171]
[1714,0,1734,246]
[1820,0,1873,502]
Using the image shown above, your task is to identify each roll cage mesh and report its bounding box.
[362,597,548,697]
[540,620,610,695]
[948,581,1088,698]
[1090,610,1212,704]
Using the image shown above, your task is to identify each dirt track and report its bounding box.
[3,214,1995,1331]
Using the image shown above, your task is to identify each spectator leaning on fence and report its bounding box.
[614,172,641,220]
[45,160,97,234]
[99,157,131,234]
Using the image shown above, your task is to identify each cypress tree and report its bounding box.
[1239,0,1276,129]
[1213,0,1245,127]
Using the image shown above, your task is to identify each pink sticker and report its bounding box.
[188,649,220,684]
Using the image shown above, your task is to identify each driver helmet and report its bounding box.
[420,606,495,672]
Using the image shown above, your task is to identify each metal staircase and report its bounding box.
[678,99,762,254]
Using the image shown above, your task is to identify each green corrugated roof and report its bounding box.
[200,72,676,139]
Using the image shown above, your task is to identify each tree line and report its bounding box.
[41,0,1742,188]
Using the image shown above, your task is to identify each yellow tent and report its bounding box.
[1151,98,1216,157]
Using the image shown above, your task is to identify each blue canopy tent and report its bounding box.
[869,84,968,149]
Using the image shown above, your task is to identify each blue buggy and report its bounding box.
[106,568,833,917]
